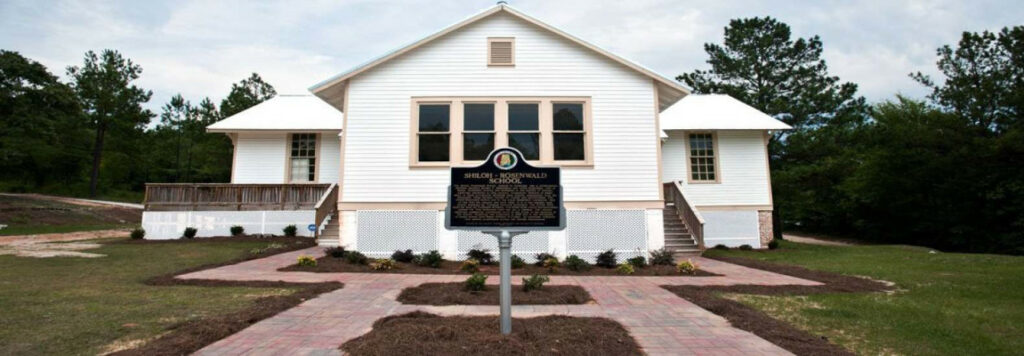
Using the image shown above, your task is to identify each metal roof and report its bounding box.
[660,94,792,131]
[207,95,343,132]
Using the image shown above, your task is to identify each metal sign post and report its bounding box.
[445,147,565,335]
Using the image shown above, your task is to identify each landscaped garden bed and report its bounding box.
[397,282,592,305]
[341,311,642,356]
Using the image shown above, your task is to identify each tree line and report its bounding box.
[679,19,1023,254]
[0,49,276,200]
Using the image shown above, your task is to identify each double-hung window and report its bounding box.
[416,104,451,162]
[552,103,586,161]
[688,133,718,182]
[507,103,540,160]
[289,133,317,182]
[462,103,495,161]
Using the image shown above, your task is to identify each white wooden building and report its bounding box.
[141,4,790,260]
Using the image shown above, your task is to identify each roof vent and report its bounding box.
[488,37,515,67]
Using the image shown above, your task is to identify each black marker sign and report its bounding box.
[445,148,565,230]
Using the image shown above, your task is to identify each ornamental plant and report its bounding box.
[510,254,526,269]
[676,259,698,275]
[370,259,397,271]
[391,249,415,263]
[768,240,780,250]
[595,249,617,268]
[345,251,369,265]
[467,249,494,265]
[130,228,145,240]
[626,255,647,268]
[297,255,317,267]
[460,258,481,273]
[465,273,488,291]
[616,263,635,275]
[563,255,590,272]
[534,252,557,266]
[416,250,444,268]
[522,274,550,292]
[648,248,675,266]
[230,225,245,236]
[182,227,198,239]
[739,244,754,251]
[282,225,298,237]
[325,246,347,258]
[542,257,560,272]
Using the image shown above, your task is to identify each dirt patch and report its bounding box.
[397,283,593,305]
[0,194,140,228]
[661,255,894,356]
[115,235,315,246]
[341,311,642,356]
[0,241,105,258]
[282,256,719,276]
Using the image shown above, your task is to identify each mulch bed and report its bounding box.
[111,236,342,356]
[341,311,642,356]
[661,254,895,356]
[115,235,315,245]
[397,283,593,305]
[281,256,719,276]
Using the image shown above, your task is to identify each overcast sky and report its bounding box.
[1,0,1019,113]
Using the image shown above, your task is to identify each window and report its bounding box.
[552,103,585,161]
[417,104,451,162]
[289,133,317,182]
[488,37,514,66]
[463,103,495,161]
[688,133,718,182]
[507,103,539,160]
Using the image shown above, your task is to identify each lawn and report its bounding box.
[705,240,1024,356]
[0,195,139,236]
[0,238,300,355]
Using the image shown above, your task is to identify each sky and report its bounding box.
[1,0,1020,114]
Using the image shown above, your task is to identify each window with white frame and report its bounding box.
[688,133,718,182]
[289,133,317,182]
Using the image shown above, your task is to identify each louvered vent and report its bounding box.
[488,38,514,66]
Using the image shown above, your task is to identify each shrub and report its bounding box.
[230,225,245,236]
[324,246,347,258]
[510,255,525,269]
[297,255,317,267]
[465,273,487,291]
[460,259,480,273]
[626,256,647,268]
[283,225,297,237]
[370,259,397,271]
[595,249,617,268]
[345,251,369,265]
[713,244,729,250]
[563,255,590,272]
[739,244,754,251]
[391,249,415,263]
[522,274,550,292]
[649,248,675,266]
[542,257,560,272]
[467,249,494,265]
[534,252,557,266]
[616,263,635,275]
[130,228,145,240]
[416,250,444,268]
[676,259,698,275]
[182,227,197,239]
[768,240,780,250]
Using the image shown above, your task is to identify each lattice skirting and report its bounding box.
[142,210,316,239]
[355,210,439,258]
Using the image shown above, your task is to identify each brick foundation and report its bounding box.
[758,210,774,248]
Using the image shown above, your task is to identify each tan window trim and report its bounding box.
[284,132,320,183]
[410,97,593,168]
[684,131,720,184]
[487,37,515,67]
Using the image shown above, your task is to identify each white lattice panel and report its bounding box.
[141,210,315,239]
[566,209,648,262]
[356,210,438,257]
[456,231,549,262]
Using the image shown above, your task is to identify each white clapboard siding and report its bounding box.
[233,132,286,183]
[662,130,771,206]
[343,12,659,203]
[318,133,341,183]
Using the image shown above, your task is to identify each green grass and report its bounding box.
[706,240,1024,356]
[0,238,298,355]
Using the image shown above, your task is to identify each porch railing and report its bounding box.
[313,183,339,238]
[667,181,706,250]
[143,183,332,211]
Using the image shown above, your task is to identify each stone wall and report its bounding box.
[758,210,774,248]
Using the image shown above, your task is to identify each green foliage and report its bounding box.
[533,252,556,266]
[370,259,396,271]
[345,251,368,265]
[542,257,560,272]
[713,244,729,250]
[615,263,634,275]
[416,250,444,268]
[464,273,487,291]
[129,228,145,240]
[563,255,590,271]
[297,255,317,267]
[466,249,494,265]
[391,249,415,263]
[626,256,646,268]
[676,260,698,275]
[522,274,549,292]
[282,225,297,237]
[219,73,277,117]
[595,249,617,268]
[739,244,753,251]
[182,227,197,239]
[460,259,480,273]
[649,248,675,266]
[229,225,244,236]
[768,239,780,250]
[324,246,347,258]
[510,254,525,269]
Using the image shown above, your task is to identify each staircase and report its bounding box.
[316,211,341,246]
[663,202,701,258]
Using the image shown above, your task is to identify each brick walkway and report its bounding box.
[181,248,819,355]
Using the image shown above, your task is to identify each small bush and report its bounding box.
[230,225,245,236]
[283,225,297,237]
[713,244,729,250]
[649,248,675,266]
[534,252,557,266]
[345,251,369,265]
[416,250,444,268]
[596,249,617,268]
[522,274,550,292]
[739,244,753,251]
[391,249,415,263]
[626,256,646,268]
[563,255,591,272]
[460,259,480,273]
[324,246,347,258]
[467,249,494,265]
[510,255,525,269]
[542,257,560,272]
[130,228,145,240]
[465,273,488,291]
[768,240,780,250]
[676,259,698,275]
[182,227,197,239]
[297,255,317,267]
[616,263,635,275]
[370,259,397,271]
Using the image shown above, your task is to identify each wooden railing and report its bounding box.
[667,181,706,250]
[144,183,332,211]
[312,183,339,238]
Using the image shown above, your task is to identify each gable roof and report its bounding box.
[659,94,792,131]
[207,95,343,132]
[309,3,689,111]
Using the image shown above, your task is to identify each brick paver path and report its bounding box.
[181,248,820,355]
